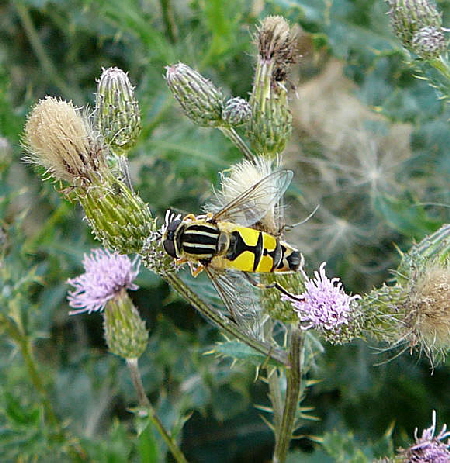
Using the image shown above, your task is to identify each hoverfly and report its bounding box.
[161,169,301,319]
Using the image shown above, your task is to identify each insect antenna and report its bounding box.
[283,204,319,232]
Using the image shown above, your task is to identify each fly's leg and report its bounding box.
[174,257,204,277]
[189,262,205,277]
[242,272,305,302]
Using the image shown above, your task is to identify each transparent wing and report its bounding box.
[210,170,293,229]
[206,267,267,340]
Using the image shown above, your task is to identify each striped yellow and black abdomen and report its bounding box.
[209,223,282,273]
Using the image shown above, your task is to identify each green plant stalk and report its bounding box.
[219,126,254,160]
[163,271,288,366]
[273,327,304,463]
[159,0,178,43]
[267,367,283,432]
[251,60,273,112]
[126,359,188,463]
[265,319,283,431]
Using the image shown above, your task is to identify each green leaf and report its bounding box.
[213,340,284,366]
[137,426,161,463]
[321,430,372,463]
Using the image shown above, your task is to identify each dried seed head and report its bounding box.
[95,67,141,151]
[404,266,450,359]
[23,96,107,186]
[165,63,224,127]
[247,16,299,157]
[256,16,299,83]
[204,156,282,235]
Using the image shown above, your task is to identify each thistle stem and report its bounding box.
[126,359,188,463]
[219,126,254,161]
[273,327,304,463]
[163,272,288,366]
[267,367,283,432]
[159,0,178,43]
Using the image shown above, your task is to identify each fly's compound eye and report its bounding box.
[162,219,182,259]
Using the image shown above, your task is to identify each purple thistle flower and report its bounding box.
[399,411,450,462]
[67,249,139,315]
[283,262,359,332]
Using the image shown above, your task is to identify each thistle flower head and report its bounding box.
[23,97,107,186]
[283,263,360,343]
[95,67,141,151]
[67,248,140,314]
[398,411,450,462]
[387,0,443,52]
[165,63,224,127]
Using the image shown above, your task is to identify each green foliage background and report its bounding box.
[1,0,450,461]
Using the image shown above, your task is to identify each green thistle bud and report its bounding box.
[247,94,292,157]
[165,63,224,127]
[95,67,141,152]
[247,17,298,157]
[79,175,154,254]
[411,26,447,59]
[103,293,148,360]
[387,0,443,50]
[222,97,251,126]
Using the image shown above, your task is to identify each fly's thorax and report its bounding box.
[177,219,222,261]
[276,241,301,272]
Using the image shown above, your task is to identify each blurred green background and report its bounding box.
[1,0,450,461]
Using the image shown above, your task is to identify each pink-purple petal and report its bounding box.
[67,249,140,315]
